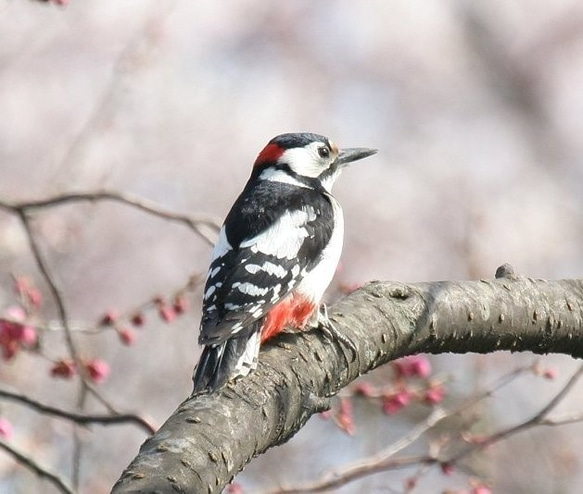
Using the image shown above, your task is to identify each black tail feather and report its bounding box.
[191,328,258,395]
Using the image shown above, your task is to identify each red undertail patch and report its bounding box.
[260,294,316,343]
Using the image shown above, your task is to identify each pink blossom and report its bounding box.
[543,367,558,380]
[101,310,119,326]
[51,359,77,379]
[338,397,355,435]
[0,418,13,439]
[226,483,244,494]
[173,295,189,315]
[393,355,431,378]
[27,287,43,308]
[159,305,177,323]
[472,485,492,494]
[0,306,37,358]
[424,385,446,405]
[440,462,455,475]
[19,326,38,347]
[382,389,411,415]
[409,355,431,377]
[5,306,26,322]
[119,328,136,346]
[86,359,110,384]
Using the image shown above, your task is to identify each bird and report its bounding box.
[192,132,377,394]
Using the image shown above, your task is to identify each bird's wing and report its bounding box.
[199,181,334,346]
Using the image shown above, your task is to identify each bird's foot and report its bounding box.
[317,304,357,356]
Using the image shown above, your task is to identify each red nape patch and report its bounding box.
[260,294,316,343]
[254,143,284,167]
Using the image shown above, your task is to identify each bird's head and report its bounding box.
[253,133,377,192]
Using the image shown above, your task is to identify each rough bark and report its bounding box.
[112,273,583,493]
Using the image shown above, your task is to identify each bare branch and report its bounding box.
[449,364,583,463]
[0,439,74,494]
[270,362,536,493]
[0,190,220,245]
[0,388,156,434]
[272,364,583,493]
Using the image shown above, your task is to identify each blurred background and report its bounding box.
[1,0,583,492]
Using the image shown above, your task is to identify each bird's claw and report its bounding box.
[317,304,357,356]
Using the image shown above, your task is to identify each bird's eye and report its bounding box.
[318,146,330,159]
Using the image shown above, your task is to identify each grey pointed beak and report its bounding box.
[336,147,378,167]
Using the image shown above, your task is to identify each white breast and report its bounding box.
[295,195,344,305]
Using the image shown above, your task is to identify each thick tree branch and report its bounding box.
[112,275,583,493]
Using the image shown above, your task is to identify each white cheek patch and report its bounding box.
[283,143,329,178]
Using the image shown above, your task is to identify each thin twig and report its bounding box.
[0,388,155,433]
[449,363,583,462]
[272,363,583,493]
[0,190,220,245]
[0,439,74,494]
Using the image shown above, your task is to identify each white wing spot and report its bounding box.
[261,261,287,278]
[234,282,269,297]
[245,264,261,274]
[204,285,217,300]
[209,266,221,279]
[291,265,300,277]
[271,284,282,302]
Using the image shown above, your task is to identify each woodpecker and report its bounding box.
[192,132,377,394]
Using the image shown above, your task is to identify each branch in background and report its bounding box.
[0,190,221,246]
[112,273,583,493]
[270,363,582,493]
[0,388,156,434]
[0,439,74,494]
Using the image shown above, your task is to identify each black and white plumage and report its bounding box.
[192,133,377,394]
